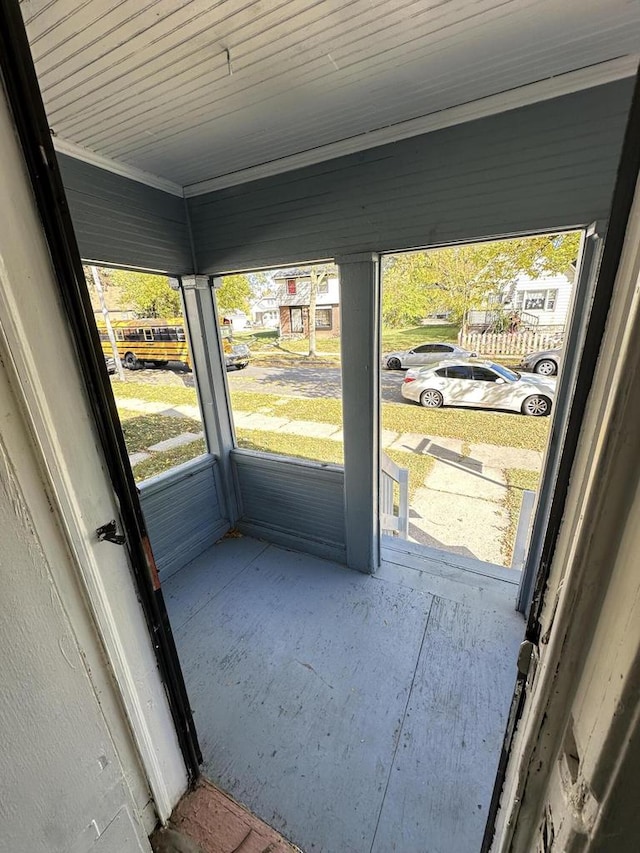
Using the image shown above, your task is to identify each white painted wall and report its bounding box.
[0,89,187,850]
[0,360,150,853]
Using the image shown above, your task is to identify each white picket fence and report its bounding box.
[459,330,561,356]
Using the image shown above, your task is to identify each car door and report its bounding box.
[404,343,444,367]
[440,364,475,405]
[467,365,512,409]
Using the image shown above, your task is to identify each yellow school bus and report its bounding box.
[96,317,249,370]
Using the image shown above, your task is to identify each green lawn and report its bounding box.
[117,408,202,452]
[233,324,460,362]
[381,324,459,351]
[133,438,207,481]
[502,468,541,565]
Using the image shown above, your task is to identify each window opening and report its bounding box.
[216,264,343,466]
[380,231,581,572]
[85,266,206,484]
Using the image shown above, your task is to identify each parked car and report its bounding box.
[401,360,556,416]
[383,342,476,370]
[518,347,562,376]
[104,355,116,375]
[225,342,250,370]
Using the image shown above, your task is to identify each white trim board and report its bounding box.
[51,56,638,199]
[52,136,184,197]
[184,56,639,195]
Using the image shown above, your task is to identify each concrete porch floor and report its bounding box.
[163,536,524,853]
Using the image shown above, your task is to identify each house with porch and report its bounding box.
[2,2,640,853]
[250,294,279,328]
[274,268,341,337]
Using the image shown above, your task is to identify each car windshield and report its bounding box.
[489,362,520,382]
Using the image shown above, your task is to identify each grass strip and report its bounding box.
[117,408,202,453]
[502,468,541,565]
[133,439,207,481]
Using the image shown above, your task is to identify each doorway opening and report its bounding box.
[378,230,587,595]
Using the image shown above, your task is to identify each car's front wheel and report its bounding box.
[420,389,444,408]
[387,357,402,370]
[522,395,551,417]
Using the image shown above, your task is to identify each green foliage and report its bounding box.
[217,273,252,315]
[109,270,180,317]
[382,232,581,327]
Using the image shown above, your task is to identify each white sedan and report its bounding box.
[400,360,556,416]
[384,342,475,370]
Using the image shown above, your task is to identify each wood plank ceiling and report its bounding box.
[20,0,640,190]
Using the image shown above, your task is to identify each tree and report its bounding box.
[381,232,581,328]
[306,264,337,357]
[109,269,180,317]
[216,274,252,316]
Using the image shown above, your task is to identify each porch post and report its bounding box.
[337,253,380,573]
[172,275,240,523]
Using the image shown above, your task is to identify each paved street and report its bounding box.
[130,361,412,403]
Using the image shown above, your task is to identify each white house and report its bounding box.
[250,294,279,327]
[506,271,574,328]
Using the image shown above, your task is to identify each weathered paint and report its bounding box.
[0,352,151,853]
[166,538,523,853]
[231,449,346,561]
[139,454,229,580]
[0,86,186,838]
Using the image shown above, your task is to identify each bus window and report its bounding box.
[144,328,153,341]
[116,329,124,341]
[176,327,186,341]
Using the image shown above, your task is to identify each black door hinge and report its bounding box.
[96,519,126,545]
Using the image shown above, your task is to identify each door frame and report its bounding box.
[0,0,201,812]
[516,221,605,614]
[482,70,640,851]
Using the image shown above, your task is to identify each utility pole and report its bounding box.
[90,265,125,381]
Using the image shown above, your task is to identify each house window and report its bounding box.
[318,281,329,295]
[517,289,559,311]
[315,308,332,329]
[287,279,297,295]
[290,307,304,333]
[524,290,546,310]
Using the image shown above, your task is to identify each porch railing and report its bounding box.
[381,452,409,539]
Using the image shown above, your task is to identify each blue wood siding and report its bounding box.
[57,153,192,273]
[188,79,634,271]
[232,449,346,561]
[139,454,228,579]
